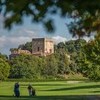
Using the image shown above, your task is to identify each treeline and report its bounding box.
[0,37,100,80]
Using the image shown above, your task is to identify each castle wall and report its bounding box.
[32,38,54,56]
[44,39,54,54]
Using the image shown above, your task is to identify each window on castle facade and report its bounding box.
[38,47,40,51]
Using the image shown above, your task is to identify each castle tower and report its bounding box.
[32,38,54,56]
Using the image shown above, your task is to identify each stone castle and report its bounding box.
[10,38,54,58]
[32,38,54,56]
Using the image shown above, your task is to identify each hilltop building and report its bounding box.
[32,38,54,56]
[9,48,31,59]
[9,38,54,59]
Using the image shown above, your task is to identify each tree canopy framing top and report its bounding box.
[1,0,100,37]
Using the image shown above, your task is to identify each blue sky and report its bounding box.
[0,13,72,55]
[0,13,91,55]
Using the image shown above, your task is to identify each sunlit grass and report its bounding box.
[0,81,100,100]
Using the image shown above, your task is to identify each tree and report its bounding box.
[10,55,42,79]
[57,52,70,74]
[65,40,76,53]
[1,0,100,37]
[64,39,87,73]
[42,55,58,77]
[0,57,10,80]
[65,39,86,53]
[80,33,100,80]
[0,53,8,60]
[9,38,88,79]
[18,42,32,52]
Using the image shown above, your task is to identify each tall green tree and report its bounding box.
[10,55,42,79]
[42,55,58,77]
[81,33,100,80]
[0,57,10,80]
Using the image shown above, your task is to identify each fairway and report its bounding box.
[0,81,100,100]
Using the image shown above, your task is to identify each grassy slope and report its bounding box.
[0,81,100,100]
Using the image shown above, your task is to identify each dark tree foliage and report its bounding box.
[82,34,100,80]
[0,53,8,60]
[0,53,10,80]
[9,55,43,79]
[18,42,32,52]
[0,0,100,36]
[9,38,100,80]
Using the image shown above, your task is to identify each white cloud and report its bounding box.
[0,36,6,47]
[52,36,67,44]
[0,26,41,55]
[23,29,35,34]
[0,35,32,48]
[83,36,94,42]
[0,35,67,55]
[8,36,31,45]
[10,28,38,37]
[0,35,33,55]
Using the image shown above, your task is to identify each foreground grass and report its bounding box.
[1,95,100,100]
[0,81,100,100]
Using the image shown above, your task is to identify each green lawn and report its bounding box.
[0,81,100,100]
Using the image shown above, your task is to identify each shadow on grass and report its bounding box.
[92,91,100,93]
[44,85,100,91]
[0,95,100,100]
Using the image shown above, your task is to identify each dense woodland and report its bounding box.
[0,35,100,80]
[0,0,100,81]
